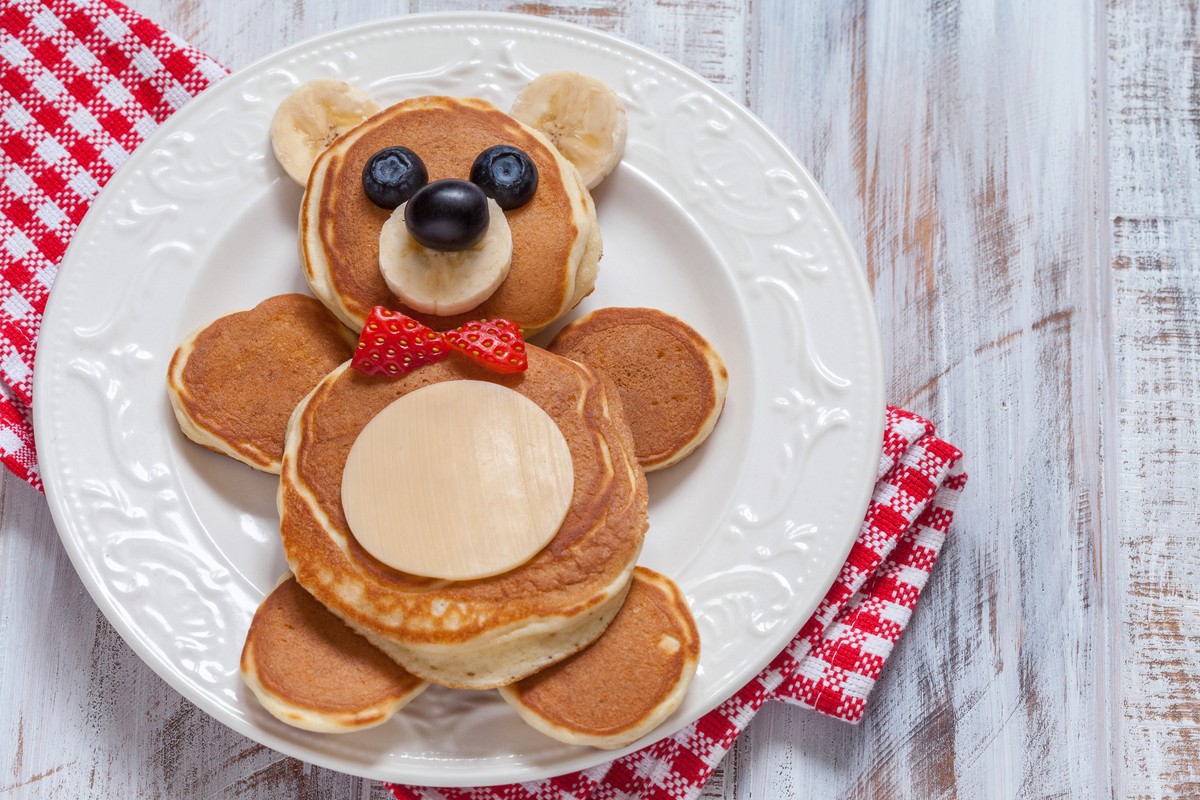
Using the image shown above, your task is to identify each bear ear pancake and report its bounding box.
[509,71,627,190]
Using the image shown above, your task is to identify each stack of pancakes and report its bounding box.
[278,348,648,689]
[168,95,728,750]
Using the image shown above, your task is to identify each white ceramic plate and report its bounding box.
[33,12,883,786]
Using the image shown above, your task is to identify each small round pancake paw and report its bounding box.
[498,567,700,749]
[166,294,356,474]
[549,307,728,471]
[241,576,427,732]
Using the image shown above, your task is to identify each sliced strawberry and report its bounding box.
[351,306,449,377]
[444,318,528,374]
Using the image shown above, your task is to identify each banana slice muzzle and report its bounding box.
[379,198,513,317]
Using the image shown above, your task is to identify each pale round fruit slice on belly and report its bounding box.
[340,380,574,581]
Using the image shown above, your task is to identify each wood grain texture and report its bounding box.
[1108,1,1200,797]
[727,1,1111,797]
[3,0,1197,797]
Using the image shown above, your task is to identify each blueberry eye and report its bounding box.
[469,145,538,210]
[362,147,428,209]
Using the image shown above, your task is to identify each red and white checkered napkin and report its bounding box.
[0,0,226,489]
[386,406,967,800]
[2,1,968,795]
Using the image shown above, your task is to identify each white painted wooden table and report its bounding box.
[3,0,1196,797]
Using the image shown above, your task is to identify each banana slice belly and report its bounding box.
[510,71,627,190]
[270,79,380,186]
[379,199,513,316]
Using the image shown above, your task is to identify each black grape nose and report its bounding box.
[404,179,490,252]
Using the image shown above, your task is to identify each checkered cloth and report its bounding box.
[1,1,968,796]
[0,0,226,488]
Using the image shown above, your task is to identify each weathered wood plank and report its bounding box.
[415,0,751,101]
[1108,3,1200,795]
[740,0,1110,798]
[138,0,418,72]
[16,0,1200,798]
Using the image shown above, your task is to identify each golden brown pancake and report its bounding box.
[302,96,600,335]
[499,567,700,749]
[241,575,427,732]
[167,294,356,473]
[548,307,728,471]
[279,345,648,690]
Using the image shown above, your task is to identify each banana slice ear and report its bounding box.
[510,72,627,190]
[270,79,380,186]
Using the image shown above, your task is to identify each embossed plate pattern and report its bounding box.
[33,12,883,786]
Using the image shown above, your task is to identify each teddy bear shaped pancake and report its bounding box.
[167,73,727,749]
